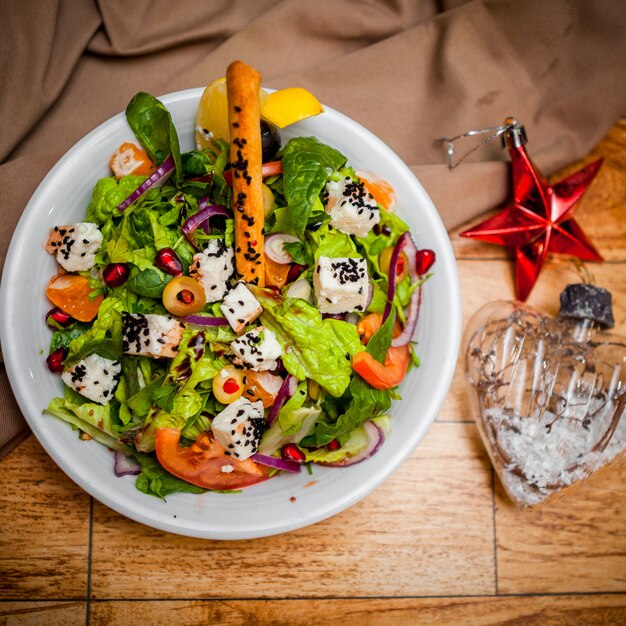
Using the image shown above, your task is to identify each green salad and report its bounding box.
[42,91,433,498]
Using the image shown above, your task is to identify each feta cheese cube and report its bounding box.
[46,222,103,272]
[313,256,370,314]
[323,178,380,237]
[211,397,265,460]
[122,313,184,359]
[231,326,282,371]
[189,239,235,302]
[61,354,121,405]
[220,282,263,334]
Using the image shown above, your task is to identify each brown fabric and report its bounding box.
[1,0,625,456]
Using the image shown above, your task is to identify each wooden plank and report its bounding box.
[496,456,626,594]
[88,595,626,626]
[437,259,626,423]
[0,602,84,626]
[0,602,85,626]
[450,119,626,262]
[90,422,495,599]
[0,437,90,599]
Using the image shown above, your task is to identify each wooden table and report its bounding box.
[1,121,625,626]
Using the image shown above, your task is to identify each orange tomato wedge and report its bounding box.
[353,345,410,390]
[46,274,103,322]
[109,142,156,179]
[264,254,290,289]
[357,171,396,211]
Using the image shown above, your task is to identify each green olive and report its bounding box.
[162,276,206,316]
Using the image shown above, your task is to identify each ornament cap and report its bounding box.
[558,283,614,328]
[502,117,527,149]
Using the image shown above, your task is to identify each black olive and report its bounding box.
[260,120,281,162]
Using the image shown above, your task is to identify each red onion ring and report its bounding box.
[265,233,299,264]
[181,201,230,251]
[251,452,302,473]
[267,374,298,426]
[382,231,421,347]
[181,315,229,326]
[320,421,385,467]
[116,155,175,211]
[114,451,141,477]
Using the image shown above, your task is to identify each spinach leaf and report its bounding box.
[49,326,88,354]
[134,452,205,499]
[279,137,346,237]
[126,92,183,178]
[127,268,172,298]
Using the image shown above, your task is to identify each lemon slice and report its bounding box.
[195,80,322,147]
[260,87,324,128]
[195,77,230,148]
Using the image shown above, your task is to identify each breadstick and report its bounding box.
[227,60,265,286]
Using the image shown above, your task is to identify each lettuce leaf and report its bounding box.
[308,223,360,260]
[44,397,127,451]
[66,297,125,362]
[279,137,346,237]
[86,176,146,223]
[258,296,363,397]
[301,309,396,447]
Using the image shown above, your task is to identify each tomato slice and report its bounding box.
[352,345,410,390]
[46,274,103,322]
[223,161,282,185]
[155,428,270,490]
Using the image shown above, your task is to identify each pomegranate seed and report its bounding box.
[415,249,436,276]
[223,378,240,394]
[46,307,73,329]
[281,443,306,464]
[327,439,341,451]
[155,248,183,277]
[103,263,130,287]
[286,263,307,283]
[46,347,67,373]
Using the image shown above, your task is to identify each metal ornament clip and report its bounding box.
[439,117,527,169]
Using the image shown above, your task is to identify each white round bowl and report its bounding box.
[0,88,461,539]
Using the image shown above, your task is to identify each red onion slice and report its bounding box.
[320,421,385,467]
[391,286,422,348]
[116,155,175,211]
[181,201,230,251]
[285,279,312,302]
[114,451,141,477]
[382,231,422,347]
[267,374,298,426]
[251,452,302,473]
[265,233,300,264]
[181,315,229,326]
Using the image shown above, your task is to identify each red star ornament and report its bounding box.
[460,121,603,301]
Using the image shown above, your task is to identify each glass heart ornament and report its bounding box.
[463,283,625,507]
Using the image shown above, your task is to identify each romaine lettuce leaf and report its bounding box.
[308,223,360,260]
[301,309,396,447]
[258,296,363,397]
[44,397,127,451]
[67,297,125,362]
